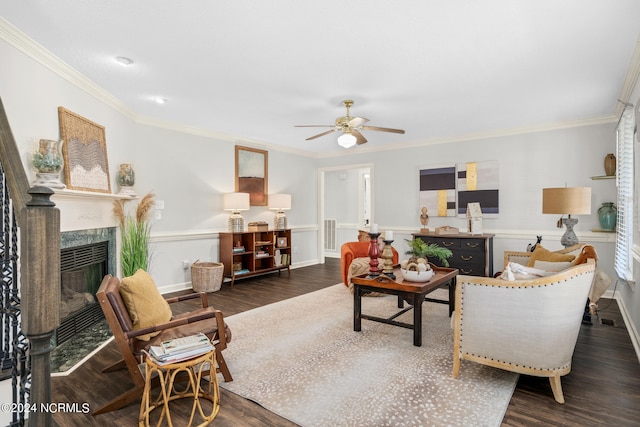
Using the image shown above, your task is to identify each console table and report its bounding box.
[412,232,494,277]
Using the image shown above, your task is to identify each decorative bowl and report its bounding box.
[400,268,434,282]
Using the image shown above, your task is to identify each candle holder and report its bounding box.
[381,240,396,279]
[367,232,381,277]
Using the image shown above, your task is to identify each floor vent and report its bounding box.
[600,318,616,327]
[324,219,337,251]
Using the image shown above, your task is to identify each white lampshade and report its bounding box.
[542,187,591,215]
[269,194,291,210]
[337,132,357,148]
[223,192,250,211]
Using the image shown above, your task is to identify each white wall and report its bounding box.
[0,32,320,292]
[317,122,640,350]
[1,21,637,352]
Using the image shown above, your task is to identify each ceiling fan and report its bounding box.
[295,100,405,148]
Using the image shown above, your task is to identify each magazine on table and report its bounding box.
[145,332,215,364]
[160,332,210,353]
[147,344,214,365]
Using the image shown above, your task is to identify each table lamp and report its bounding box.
[542,187,591,247]
[268,193,291,229]
[223,192,250,232]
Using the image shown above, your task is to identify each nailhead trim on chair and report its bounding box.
[462,353,571,371]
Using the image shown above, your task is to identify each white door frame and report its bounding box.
[317,163,374,263]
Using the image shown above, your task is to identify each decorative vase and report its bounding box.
[604,153,616,176]
[31,139,66,189]
[598,202,617,231]
[117,163,137,196]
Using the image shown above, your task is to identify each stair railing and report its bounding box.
[0,97,60,427]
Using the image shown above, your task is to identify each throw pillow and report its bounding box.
[119,269,172,341]
[532,260,575,272]
[527,245,575,267]
[499,262,552,281]
[573,245,598,265]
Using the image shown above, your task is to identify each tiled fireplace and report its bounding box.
[57,227,116,345]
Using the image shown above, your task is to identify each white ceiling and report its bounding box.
[2,1,640,156]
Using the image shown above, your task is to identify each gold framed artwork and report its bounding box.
[58,107,111,193]
[276,237,288,248]
[235,145,268,206]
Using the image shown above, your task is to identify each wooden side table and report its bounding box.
[139,350,220,427]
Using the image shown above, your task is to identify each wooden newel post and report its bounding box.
[20,186,60,427]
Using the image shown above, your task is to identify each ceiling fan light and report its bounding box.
[338,132,357,148]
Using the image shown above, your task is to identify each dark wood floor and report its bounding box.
[51,258,640,426]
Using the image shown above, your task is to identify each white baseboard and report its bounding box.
[613,292,640,364]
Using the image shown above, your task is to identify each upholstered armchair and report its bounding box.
[340,241,398,292]
[503,244,609,313]
[452,259,596,403]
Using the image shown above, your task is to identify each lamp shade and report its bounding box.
[542,187,591,215]
[337,132,357,148]
[269,194,291,210]
[223,192,250,211]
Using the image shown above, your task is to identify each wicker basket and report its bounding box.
[191,260,224,292]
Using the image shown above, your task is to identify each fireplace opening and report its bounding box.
[57,241,108,345]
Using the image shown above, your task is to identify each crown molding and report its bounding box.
[0,18,134,118]
[0,18,318,159]
[317,114,617,159]
[616,33,640,116]
[0,17,625,161]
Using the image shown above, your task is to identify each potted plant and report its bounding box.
[403,238,453,268]
[113,193,155,277]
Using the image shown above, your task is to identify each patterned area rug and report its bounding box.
[220,284,518,426]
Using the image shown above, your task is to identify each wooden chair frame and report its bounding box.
[93,274,232,416]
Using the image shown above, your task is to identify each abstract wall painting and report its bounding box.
[235,145,268,206]
[58,107,111,193]
[419,163,457,217]
[457,160,499,217]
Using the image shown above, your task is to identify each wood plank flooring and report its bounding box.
[51,258,640,426]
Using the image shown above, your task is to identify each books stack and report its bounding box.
[147,332,215,365]
[280,253,291,266]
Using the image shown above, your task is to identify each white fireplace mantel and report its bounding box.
[51,188,137,232]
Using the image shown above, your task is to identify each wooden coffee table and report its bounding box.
[352,264,458,347]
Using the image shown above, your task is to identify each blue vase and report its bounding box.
[598,202,617,231]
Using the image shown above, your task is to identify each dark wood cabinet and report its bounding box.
[219,229,291,285]
[412,232,494,277]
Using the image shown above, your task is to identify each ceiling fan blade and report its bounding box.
[306,129,338,140]
[348,117,369,127]
[352,129,368,145]
[295,125,335,128]
[361,125,405,134]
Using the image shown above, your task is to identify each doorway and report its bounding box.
[318,163,374,262]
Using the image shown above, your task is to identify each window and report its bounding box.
[614,106,635,282]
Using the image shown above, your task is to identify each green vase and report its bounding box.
[598,202,617,231]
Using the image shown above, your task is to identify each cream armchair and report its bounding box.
[503,244,609,314]
[452,259,596,404]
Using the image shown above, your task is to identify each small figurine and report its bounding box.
[527,235,542,252]
[420,207,429,227]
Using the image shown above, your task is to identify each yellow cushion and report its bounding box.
[527,245,575,267]
[119,269,172,341]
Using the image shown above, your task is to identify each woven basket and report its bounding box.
[191,260,224,292]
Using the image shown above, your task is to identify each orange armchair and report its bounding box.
[341,241,399,288]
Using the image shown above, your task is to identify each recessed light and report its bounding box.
[115,56,134,66]
[154,97,167,105]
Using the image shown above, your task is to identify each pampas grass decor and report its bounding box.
[113,193,155,277]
